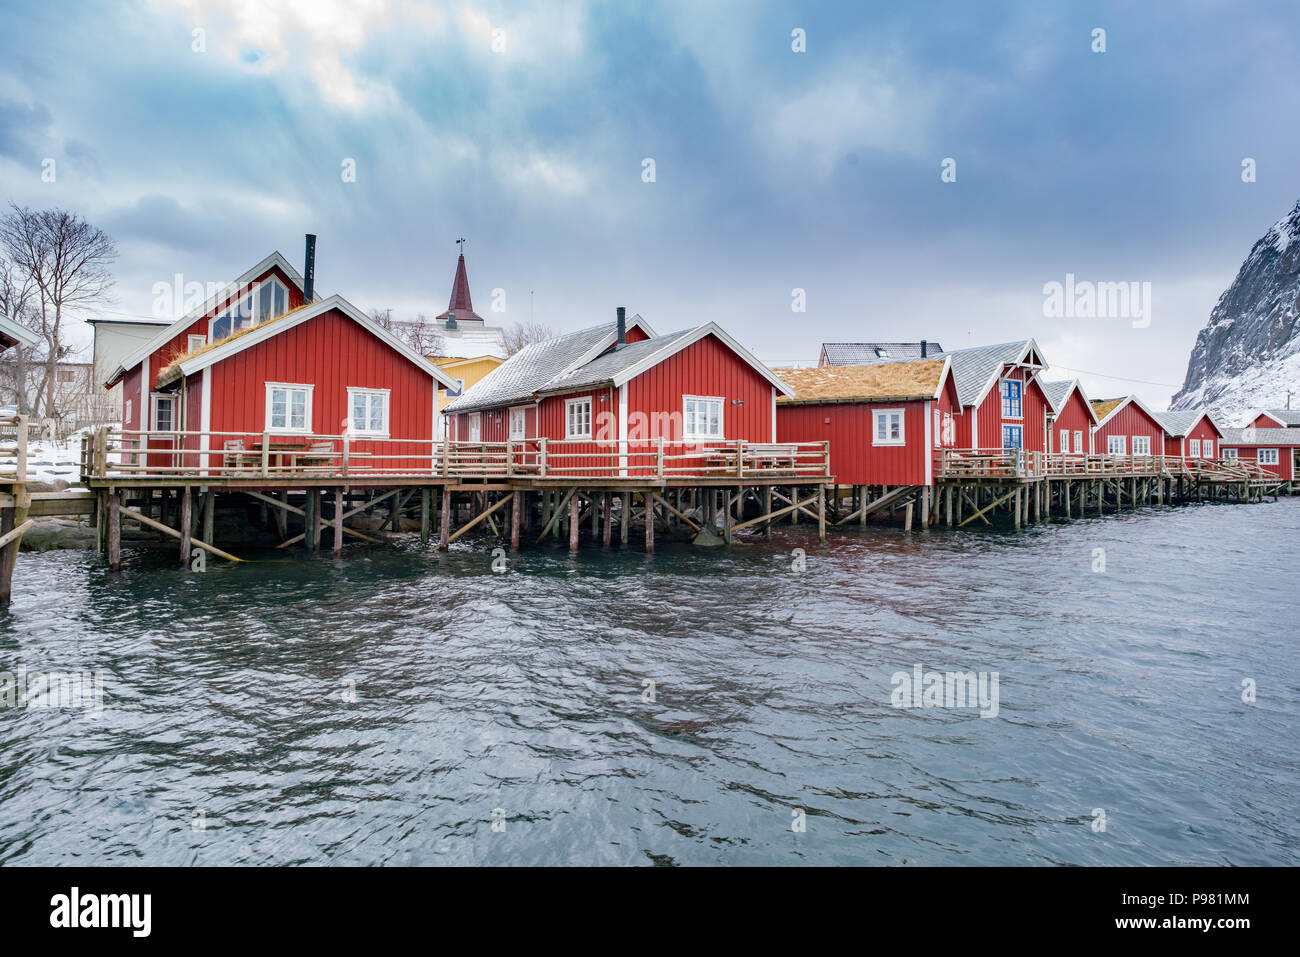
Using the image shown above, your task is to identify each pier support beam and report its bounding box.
[512,491,522,550]
[569,492,580,551]
[179,487,192,566]
[333,489,345,556]
[644,490,655,554]
[107,491,121,572]
[439,488,451,550]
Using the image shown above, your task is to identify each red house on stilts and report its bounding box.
[1090,395,1167,458]
[935,340,1052,453]
[104,241,461,475]
[1041,379,1100,456]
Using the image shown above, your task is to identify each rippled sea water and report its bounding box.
[1,498,1297,866]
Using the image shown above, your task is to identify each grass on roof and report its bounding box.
[773,359,944,403]
[155,301,314,387]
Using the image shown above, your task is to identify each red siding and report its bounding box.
[1220,443,1297,481]
[1048,387,1096,454]
[777,400,930,485]
[205,309,434,472]
[971,366,1048,451]
[1095,400,1164,456]
[1184,415,1223,458]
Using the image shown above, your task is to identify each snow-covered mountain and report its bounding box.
[1170,199,1300,423]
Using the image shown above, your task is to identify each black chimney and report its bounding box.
[303,234,317,301]
[921,340,928,358]
[616,306,626,349]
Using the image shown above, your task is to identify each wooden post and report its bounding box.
[439,487,451,550]
[179,487,192,566]
[511,491,522,549]
[420,487,431,543]
[945,486,953,527]
[333,488,344,556]
[723,491,733,544]
[303,490,317,553]
[620,493,630,546]
[108,491,121,571]
[591,490,601,537]
[764,485,774,539]
[644,490,655,553]
[0,507,15,603]
[203,491,215,546]
[601,491,612,548]
[569,491,580,551]
[919,486,930,529]
[818,484,827,542]
[1013,488,1021,529]
[903,501,913,532]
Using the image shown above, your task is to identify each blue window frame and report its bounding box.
[1000,378,1022,418]
[1002,425,1023,449]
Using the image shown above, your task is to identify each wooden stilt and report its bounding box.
[818,485,827,542]
[644,490,655,553]
[620,493,629,546]
[107,492,121,571]
[203,491,215,546]
[511,491,522,549]
[569,491,580,551]
[420,487,431,543]
[179,487,192,566]
[439,487,451,550]
[333,488,344,555]
[601,491,612,547]
[903,501,913,532]
[764,485,774,538]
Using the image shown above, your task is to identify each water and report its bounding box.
[1,499,1297,866]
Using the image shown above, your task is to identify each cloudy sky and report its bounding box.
[2,0,1298,407]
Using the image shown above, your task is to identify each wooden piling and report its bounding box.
[420,487,431,543]
[569,491,580,551]
[334,488,344,556]
[601,491,612,548]
[644,491,655,553]
[439,487,451,550]
[107,491,121,571]
[511,491,522,549]
[179,487,192,566]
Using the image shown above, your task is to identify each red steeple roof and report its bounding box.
[437,252,485,323]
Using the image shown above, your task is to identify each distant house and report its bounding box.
[443,309,792,477]
[1246,409,1300,429]
[933,339,1050,451]
[88,316,174,425]
[1152,410,1225,459]
[1219,427,1300,481]
[1041,379,1100,455]
[774,358,959,486]
[819,341,943,366]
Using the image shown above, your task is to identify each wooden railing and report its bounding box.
[79,428,832,483]
[935,449,1282,482]
[0,415,29,484]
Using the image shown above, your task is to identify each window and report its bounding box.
[1001,424,1022,449]
[1000,378,1022,419]
[265,383,312,433]
[1059,429,1068,453]
[934,409,942,446]
[873,408,904,445]
[1132,435,1151,456]
[151,394,175,432]
[565,397,593,439]
[210,277,289,343]
[1073,430,1083,454]
[509,407,526,440]
[58,368,77,383]
[1259,448,1279,465]
[468,413,481,442]
[188,334,206,353]
[1222,448,1237,459]
[1202,439,1214,457]
[943,413,954,446]
[1108,435,1126,455]
[125,399,133,425]
[348,388,389,436]
[1189,439,1201,457]
[683,395,723,441]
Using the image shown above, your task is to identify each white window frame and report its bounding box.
[1222,447,1237,459]
[347,387,390,437]
[1189,438,1201,457]
[873,408,905,446]
[188,334,207,353]
[1108,435,1126,455]
[1073,430,1083,454]
[265,382,313,435]
[150,393,176,433]
[1202,439,1214,458]
[467,412,482,442]
[943,412,954,446]
[210,276,290,343]
[509,406,527,440]
[682,394,724,442]
[565,397,594,440]
[1132,435,1151,456]
[1258,448,1279,466]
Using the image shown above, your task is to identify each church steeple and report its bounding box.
[437,241,485,324]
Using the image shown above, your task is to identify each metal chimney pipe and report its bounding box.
[616,306,626,348]
[303,234,317,301]
[921,340,928,358]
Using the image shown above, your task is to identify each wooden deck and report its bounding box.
[934,449,1280,486]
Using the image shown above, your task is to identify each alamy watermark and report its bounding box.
[891,664,999,718]
[1042,273,1151,328]
[1,667,104,712]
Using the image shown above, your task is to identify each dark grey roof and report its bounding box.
[537,329,697,394]
[821,342,943,365]
[1152,410,1213,437]
[1220,427,1300,445]
[930,340,1034,407]
[1257,409,1300,426]
[1040,379,1074,412]
[443,322,616,414]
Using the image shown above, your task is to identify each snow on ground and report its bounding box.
[24,438,85,486]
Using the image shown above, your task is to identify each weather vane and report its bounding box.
[456,237,466,252]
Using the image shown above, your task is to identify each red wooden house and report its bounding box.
[1152,411,1225,460]
[1246,409,1300,430]
[1219,427,1300,481]
[442,309,795,477]
[773,358,959,486]
[1090,395,1167,457]
[1041,379,1099,455]
[103,245,461,474]
[935,340,1051,451]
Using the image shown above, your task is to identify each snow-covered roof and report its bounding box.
[820,342,943,365]
[930,340,1045,407]
[1152,409,1225,437]
[1253,409,1300,427]
[429,324,507,360]
[1220,426,1300,446]
[1040,378,1101,425]
[0,313,40,349]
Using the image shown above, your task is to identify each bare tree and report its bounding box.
[0,256,45,414]
[369,308,445,356]
[0,205,117,424]
[502,319,556,355]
